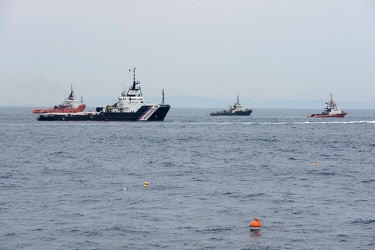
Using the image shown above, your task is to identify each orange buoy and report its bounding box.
[249,216,261,230]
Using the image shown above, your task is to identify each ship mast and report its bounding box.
[133,67,136,85]
[69,85,74,99]
[161,89,165,105]
[131,68,138,90]
[126,68,142,97]
[329,93,333,103]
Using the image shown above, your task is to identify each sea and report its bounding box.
[1,107,374,250]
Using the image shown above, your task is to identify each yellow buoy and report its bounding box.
[144,181,148,188]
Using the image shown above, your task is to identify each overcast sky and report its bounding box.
[1,0,374,106]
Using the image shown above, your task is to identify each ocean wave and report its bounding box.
[196,227,232,234]
[2,108,375,249]
[361,179,375,184]
[351,219,375,225]
[243,193,266,198]
[165,120,375,126]
[0,173,12,179]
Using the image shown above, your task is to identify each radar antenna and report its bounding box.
[129,68,140,90]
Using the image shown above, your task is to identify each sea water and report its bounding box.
[1,107,374,249]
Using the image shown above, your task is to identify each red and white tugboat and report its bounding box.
[32,86,86,113]
[308,93,347,118]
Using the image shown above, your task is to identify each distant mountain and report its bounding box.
[85,95,375,109]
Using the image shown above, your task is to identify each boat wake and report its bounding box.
[168,120,375,126]
[303,120,375,124]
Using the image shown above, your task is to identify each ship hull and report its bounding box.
[307,112,347,118]
[32,105,86,114]
[210,110,252,116]
[37,105,170,121]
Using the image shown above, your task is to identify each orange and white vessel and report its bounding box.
[249,217,261,231]
[307,93,347,118]
[32,86,86,114]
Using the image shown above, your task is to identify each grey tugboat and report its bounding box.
[210,95,252,116]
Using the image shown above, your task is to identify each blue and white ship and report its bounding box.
[37,68,170,121]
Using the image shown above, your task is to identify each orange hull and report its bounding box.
[32,104,86,114]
